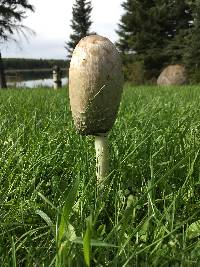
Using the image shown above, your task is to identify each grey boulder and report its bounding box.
[157,65,187,85]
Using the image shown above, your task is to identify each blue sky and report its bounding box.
[1,0,123,59]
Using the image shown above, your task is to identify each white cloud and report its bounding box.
[1,0,123,59]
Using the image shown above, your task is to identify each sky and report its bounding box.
[1,0,123,59]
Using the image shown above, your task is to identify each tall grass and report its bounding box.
[1,86,200,266]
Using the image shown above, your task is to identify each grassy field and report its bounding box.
[1,85,200,266]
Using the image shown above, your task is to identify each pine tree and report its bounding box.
[116,0,193,81]
[184,0,200,82]
[165,0,193,64]
[66,0,92,58]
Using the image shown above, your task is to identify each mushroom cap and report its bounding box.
[69,35,124,135]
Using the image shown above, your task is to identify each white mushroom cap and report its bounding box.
[69,35,124,135]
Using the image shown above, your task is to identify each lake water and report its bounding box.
[6,69,68,88]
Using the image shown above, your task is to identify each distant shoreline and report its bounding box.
[5,68,68,74]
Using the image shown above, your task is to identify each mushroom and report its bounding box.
[69,35,123,186]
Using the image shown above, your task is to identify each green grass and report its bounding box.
[1,85,200,266]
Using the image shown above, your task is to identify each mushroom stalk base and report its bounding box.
[95,134,109,186]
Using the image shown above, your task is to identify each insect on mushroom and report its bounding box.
[69,35,124,187]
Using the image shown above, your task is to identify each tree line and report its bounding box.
[3,58,68,71]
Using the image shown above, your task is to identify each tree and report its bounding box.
[0,0,34,88]
[0,0,34,42]
[183,0,200,82]
[0,52,6,88]
[116,0,193,81]
[66,0,92,58]
[165,0,193,64]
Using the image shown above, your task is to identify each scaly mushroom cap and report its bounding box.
[69,35,124,135]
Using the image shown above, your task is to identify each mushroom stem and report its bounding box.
[95,133,109,185]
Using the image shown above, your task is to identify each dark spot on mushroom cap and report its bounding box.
[82,58,86,65]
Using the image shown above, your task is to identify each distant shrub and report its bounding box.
[187,68,200,84]
[123,61,145,85]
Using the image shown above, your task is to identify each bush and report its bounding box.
[187,68,200,84]
[123,61,145,84]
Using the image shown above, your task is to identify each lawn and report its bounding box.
[1,85,200,266]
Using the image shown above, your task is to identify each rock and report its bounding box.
[157,65,187,85]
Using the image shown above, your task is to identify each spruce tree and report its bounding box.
[66,0,92,58]
[184,0,200,82]
[116,0,193,81]
[165,0,193,64]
